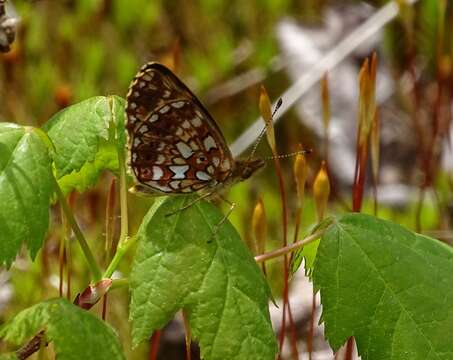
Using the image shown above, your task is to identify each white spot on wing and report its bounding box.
[203,136,217,151]
[150,114,159,122]
[196,171,211,181]
[189,140,199,150]
[152,166,164,180]
[190,117,202,127]
[160,105,170,114]
[207,165,215,174]
[169,165,189,179]
[133,138,141,147]
[170,180,181,189]
[138,125,148,134]
[129,102,137,109]
[172,101,185,108]
[155,154,165,164]
[176,142,194,159]
[173,157,186,164]
[182,120,191,129]
[143,74,152,81]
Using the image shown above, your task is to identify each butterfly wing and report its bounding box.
[126,62,234,194]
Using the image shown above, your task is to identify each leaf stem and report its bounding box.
[102,154,132,278]
[102,96,132,279]
[103,235,137,278]
[111,277,128,290]
[254,230,324,264]
[52,175,102,281]
[182,310,192,360]
[117,142,129,248]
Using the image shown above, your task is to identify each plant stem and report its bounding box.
[117,144,129,248]
[102,143,134,279]
[52,175,102,281]
[182,310,192,360]
[105,178,117,262]
[149,331,162,360]
[111,277,129,290]
[254,230,324,264]
[102,97,132,278]
[103,235,136,278]
[307,293,316,360]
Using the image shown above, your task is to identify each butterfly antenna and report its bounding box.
[248,98,283,161]
[264,148,312,161]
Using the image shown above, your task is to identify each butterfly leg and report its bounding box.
[165,191,216,217]
[209,195,236,240]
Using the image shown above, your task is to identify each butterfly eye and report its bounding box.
[197,154,207,163]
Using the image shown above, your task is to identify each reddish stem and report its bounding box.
[149,331,162,360]
[102,293,108,321]
[307,293,316,360]
[287,299,299,359]
[352,144,368,212]
[272,156,293,359]
[344,337,355,360]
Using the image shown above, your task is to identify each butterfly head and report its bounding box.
[233,158,266,181]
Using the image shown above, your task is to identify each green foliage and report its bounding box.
[0,123,53,267]
[0,352,18,359]
[290,217,334,276]
[43,96,126,194]
[112,0,160,30]
[314,213,453,359]
[0,298,125,360]
[290,237,319,276]
[129,196,277,360]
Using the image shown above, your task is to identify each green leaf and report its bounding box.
[290,238,320,276]
[290,217,334,276]
[43,96,126,194]
[0,123,53,267]
[314,213,453,359]
[0,298,125,360]
[129,196,277,360]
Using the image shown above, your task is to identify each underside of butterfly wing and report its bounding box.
[126,63,234,194]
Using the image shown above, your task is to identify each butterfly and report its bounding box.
[125,62,265,197]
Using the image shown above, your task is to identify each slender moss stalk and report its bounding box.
[255,230,324,264]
